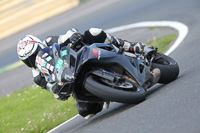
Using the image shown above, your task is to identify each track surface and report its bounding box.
[1,0,200,132]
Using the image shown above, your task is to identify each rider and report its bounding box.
[17,28,160,119]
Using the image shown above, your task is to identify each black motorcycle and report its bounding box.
[35,42,179,104]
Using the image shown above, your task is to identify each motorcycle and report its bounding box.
[35,42,179,104]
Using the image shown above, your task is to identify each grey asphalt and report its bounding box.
[0,0,200,132]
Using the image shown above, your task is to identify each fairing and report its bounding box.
[35,43,151,98]
[76,43,152,86]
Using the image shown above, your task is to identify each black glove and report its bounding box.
[111,36,124,46]
[70,32,83,44]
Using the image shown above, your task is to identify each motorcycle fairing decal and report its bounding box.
[41,67,50,75]
[49,65,54,72]
[43,61,47,68]
[46,63,51,69]
[52,74,55,81]
[92,48,101,60]
[55,58,64,70]
[42,53,48,58]
[61,50,68,57]
[36,56,54,72]
[46,56,52,62]
[36,56,47,68]
[93,49,98,58]
[35,61,50,75]
[98,50,101,60]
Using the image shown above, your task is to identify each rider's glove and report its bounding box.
[111,36,124,46]
[70,32,83,44]
[110,36,144,54]
[129,42,145,54]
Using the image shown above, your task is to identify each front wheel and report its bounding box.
[84,75,146,104]
[152,53,179,84]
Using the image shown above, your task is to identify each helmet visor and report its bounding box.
[22,45,42,68]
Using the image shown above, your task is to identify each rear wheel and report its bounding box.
[152,53,179,84]
[84,75,146,104]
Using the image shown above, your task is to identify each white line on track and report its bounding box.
[47,21,188,133]
[47,115,80,133]
[105,21,188,55]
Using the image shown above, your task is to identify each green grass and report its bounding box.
[146,32,177,53]
[0,85,77,133]
[148,26,166,30]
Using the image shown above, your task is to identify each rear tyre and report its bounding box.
[84,75,146,104]
[152,53,179,84]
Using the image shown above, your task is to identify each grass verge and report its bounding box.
[0,85,77,133]
[146,32,177,53]
[148,26,166,30]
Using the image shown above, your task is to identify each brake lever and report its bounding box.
[147,47,159,69]
[149,56,155,69]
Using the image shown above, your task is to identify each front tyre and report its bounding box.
[84,75,146,104]
[152,53,179,84]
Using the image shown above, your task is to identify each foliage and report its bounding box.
[0,85,77,133]
[146,32,177,53]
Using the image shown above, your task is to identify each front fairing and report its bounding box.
[36,43,151,93]
[35,44,74,94]
[76,43,151,86]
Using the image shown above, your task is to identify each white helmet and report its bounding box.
[17,35,46,68]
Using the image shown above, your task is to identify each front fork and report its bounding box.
[144,46,158,70]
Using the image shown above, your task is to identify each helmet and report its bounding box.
[17,35,46,68]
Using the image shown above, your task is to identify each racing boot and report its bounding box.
[151,68,161,85]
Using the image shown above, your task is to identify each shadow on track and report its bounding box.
[68,75,183,133]
[147,73,184,96]
[88,76,183,122]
